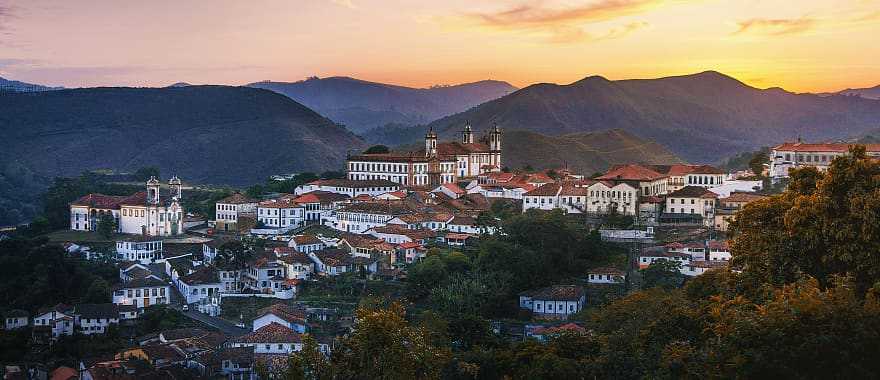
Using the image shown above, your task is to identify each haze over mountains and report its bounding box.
[415,71,880,163]
[0,76,63,92]
[0,85,364,185]
[247,77,517,133]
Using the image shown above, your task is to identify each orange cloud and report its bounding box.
[733,17,816,36]
[472,0,666,28]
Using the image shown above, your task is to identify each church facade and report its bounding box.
[70,176,185,236]
[346,124,502,187]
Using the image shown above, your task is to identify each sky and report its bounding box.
[0,0,878,92]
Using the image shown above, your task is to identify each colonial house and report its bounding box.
[115,237,163,263]
[596,164,668,196]
[707,240,732,261]
[329,201,414,233]
[274,247,315,280]
[112,278,170,308]
[681,260,729,276]
[583,181,639,216]
[214,192,259,233]
[518,285,586,320]
[447,215,483,234]
[257,197,304,231]
[295,178,401,198]
[69,176,185,236]
[386,212,453,231]
[715,192,767,231]
[177,268,222,305]
[648,164,725,191]
[587,267,626,284]
[522,182,638,216]
[243,257,295,299]
[345,124,502,186]
[292,191,350,223]
[522,183,562,212]
[639,246,691,269]
[252,304,309,333]
[288,235,325,254]
[309,248,379,276]
[367,225,436,245]
[663,186,718,227]
[32,304,74,339]
[73,303,120,335]
[397,241,427,263]
[4,310,28,330]
[769,142,880,182]
[230,323,304,355]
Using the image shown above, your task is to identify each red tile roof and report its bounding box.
[256,304,307,325]
[597,164,666,181]
[772,142,880,153]
[722,192,766,203]
[440,183,466,195]
[235,322,302,344]
[667,186,718,198]
[524,183,561,196]
[218,192,259,205]
[70,194,128,209]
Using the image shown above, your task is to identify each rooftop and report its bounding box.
[235,322,302,344]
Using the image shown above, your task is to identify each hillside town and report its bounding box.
[0,124,812,378]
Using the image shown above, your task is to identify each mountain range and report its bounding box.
[247,77,516,133]
[414,71,880,163]
[0,76,63,92]
[0,85,364,186]
[835,85,880,100]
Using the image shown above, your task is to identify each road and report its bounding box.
[168,281,248,337]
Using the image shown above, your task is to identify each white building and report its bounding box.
[769,142,880,182]
[214,192,259,233]
[522,182,639,216]
[69,176,185,236]
[596,164,669,196]
[257,197,304,230]
[73,304,120,335]
[346,125,502,187]
[330,202,413,233]
[177,267,222,305]
[663,186,718,227]
[518,285,585,320]
[647,164,725,191]
[113,278,171,308]
[4,310,28,330]
[33,304,74,339]
[116,238,163,263]
[295,179,400,198]
[587,267,626,284]
[230,323,307,355]
[252,304,308,333]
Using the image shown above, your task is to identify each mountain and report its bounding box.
[0,85,365,186]
[247,77,517,133]
[836,85,880,100]
[500,129,683,174]
[418,71,880,164]
[167,82,193,88]
[0,76,63,92]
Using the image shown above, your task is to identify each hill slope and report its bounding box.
[0,86,365,186]
[0,76,63,92]
[836,85,880,100]
[421,71,880,163]
[247,77,517,133]
[501,129,683,174]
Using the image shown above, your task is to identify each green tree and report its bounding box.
[96,212,117,238]
[407,255,448,299]
[133,166,160,181]
[84,277,111,303]
[641,260,684,289]
[332,302,451,380]
[245,184,265,199]
[363,145,390,154]
[748,151,769,177]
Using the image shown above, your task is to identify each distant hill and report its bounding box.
[0,76,63,92]
[836,85,880,100]
[0,86,365,186]
[500,129,683,174]
[416,71,880,164]
[247,77,517,133]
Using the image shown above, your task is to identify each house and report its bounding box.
[32,304,74,339]
[214,192,259,233]
[522,183,561,212]
[295,178,401,198]
[587,267,626,284]
[768,142,880,182]
[329,201,414,233]
[681,260,729,276]
[707,240,732,261]
[519,285,585,320]
[596,164,669,196]
[309,249,352,276]
[178,267,223,305]
[69,176,185,236]
[288,234,325,254]
[257,197,304,231]
[345,124,502,186]
[191,346,255,380]
[274,247,315,280]
[442,233,474,248]
[663,186,718,227]
[292,191,351,223]
[112,278,170,308]
[367,225,436,245]
[639,246,691,269]
[115,237,163,263]
[386,212,453,231]
[4,310,28,330]
[117,343,187,368]
[73,303,120,335]
[647,164,725,191]
[446,215,483,234]
[243,257,295,299]
[252,304,309,333]
[230,322,305,354]
[432,183,467,199]
[583,181,639,216]
[397,241,427,263]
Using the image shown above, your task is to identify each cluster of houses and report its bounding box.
[4,302,138,341]
[639,239,732,276]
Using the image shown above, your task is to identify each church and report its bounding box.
[346,123,502,187]
[70,176,185,236]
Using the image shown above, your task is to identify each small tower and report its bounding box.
[462,122,474,144]
[169,175,182,200]
[146,176,160,205]
[489,123,502,152]
[425,127,438,158]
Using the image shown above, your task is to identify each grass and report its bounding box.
[44,229,116,243]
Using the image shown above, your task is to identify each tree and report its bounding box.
[731,146,880,292]
[84,277,111,303]
[363,145,390,154]
[262,334,332,380]
[245,184,265,199]
[748,151,769,177]
[215,240,251,270]
[332,302,451,380]
[133,166,160,181]
[641,260,684,289]
[320,171,346,179]
[407,255,448,299]
[96,212,117,238]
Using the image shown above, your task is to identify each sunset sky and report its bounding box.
[0,0,878,92]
